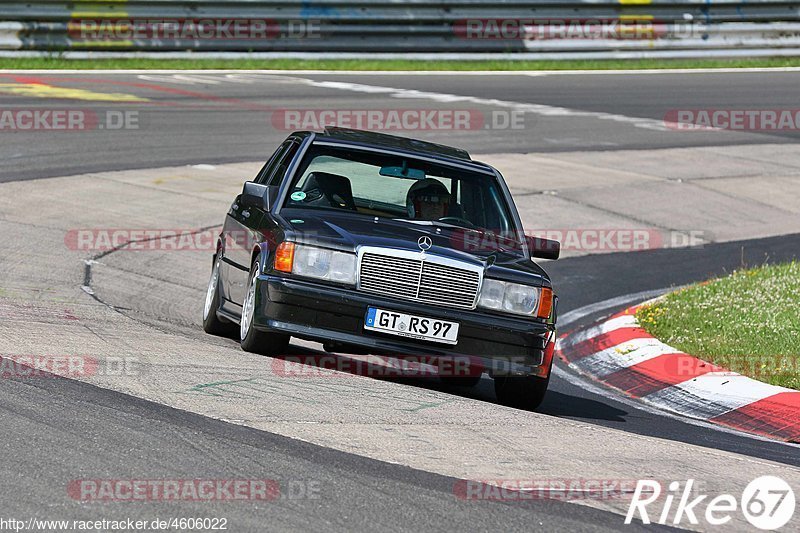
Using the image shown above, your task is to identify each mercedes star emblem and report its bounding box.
[417,236,432,251]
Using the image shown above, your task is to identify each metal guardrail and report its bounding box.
[1,1,800,57]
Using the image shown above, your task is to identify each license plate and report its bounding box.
[364,307,459,345]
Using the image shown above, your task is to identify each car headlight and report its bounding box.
[478,279,544,317]
[284,244,357,285]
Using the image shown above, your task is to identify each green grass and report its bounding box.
[3,56,800,70]
[637,262,800,390]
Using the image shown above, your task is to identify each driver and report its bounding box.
[406,179,450,221]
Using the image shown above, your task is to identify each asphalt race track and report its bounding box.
[2,70,800,182]
[1,70,799,532]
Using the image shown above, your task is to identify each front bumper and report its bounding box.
[252,275,556,377]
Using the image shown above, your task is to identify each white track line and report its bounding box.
[289,78,670,131]
[171,74,223,85]
[136,74,200,85]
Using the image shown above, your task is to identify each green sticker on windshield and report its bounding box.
[290,191,306,201]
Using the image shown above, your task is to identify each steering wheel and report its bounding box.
[437,216,476,228]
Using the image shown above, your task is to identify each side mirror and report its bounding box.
[240,181,273,210]
[527,236,560,260]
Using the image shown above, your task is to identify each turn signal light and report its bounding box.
[537,287,553,319]
[274,242,295,273]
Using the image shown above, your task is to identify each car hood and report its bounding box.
[278,209,549,284]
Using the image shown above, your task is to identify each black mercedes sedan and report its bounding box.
[203,127,559,409]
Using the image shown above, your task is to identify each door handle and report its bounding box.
[242,210,250,218]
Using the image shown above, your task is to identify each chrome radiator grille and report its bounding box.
[358,251,481,309]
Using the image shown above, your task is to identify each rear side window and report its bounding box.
[254,143,288,184]
[267,141,301,186]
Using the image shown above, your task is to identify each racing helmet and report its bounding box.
[405,179,450,219]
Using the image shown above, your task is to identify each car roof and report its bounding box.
[295,127,495,174]
[286,127,497,174]
[318,127,471,160]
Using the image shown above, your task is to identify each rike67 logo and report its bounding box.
[626,476,795,530]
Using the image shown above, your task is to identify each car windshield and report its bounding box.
[283,144,518,238]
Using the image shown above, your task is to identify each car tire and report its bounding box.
[202,255,237,337]
[493,373,550,410]
[240,258,290,356]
